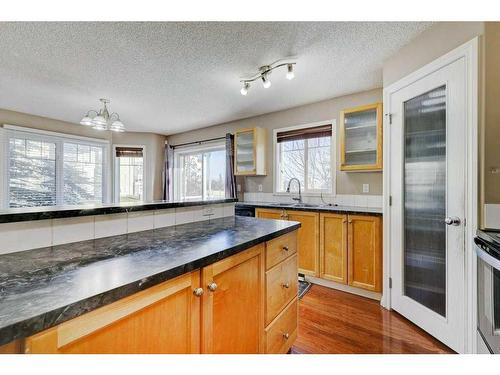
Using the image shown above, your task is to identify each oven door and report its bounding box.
[476,237,500,353]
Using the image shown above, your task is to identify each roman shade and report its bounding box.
[276,124,332,143]
[115,147,143,157]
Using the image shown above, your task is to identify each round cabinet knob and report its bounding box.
[282,246,289,252]
[282,282,290,289]
[193,287,204,297]
[207,282,218,292]
[445,216,461,226]
[283,332,290,340]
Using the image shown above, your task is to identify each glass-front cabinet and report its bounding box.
[340,103,383,171]
[234,127,266,176]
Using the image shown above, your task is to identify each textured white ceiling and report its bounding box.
[0,22,432,134]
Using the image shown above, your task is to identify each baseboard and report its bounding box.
[306,276,382,301]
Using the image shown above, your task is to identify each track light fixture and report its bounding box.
[239,60,296,95]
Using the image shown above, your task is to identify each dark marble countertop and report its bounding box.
[236,201,382,215]
[0,216,300,346]
[0,198,238,224]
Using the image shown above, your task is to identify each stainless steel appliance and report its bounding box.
[476,230,500,353]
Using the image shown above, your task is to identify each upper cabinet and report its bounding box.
[340,103,383,172]
[234,127,267,176]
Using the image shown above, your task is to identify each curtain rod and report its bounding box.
[171,135,227,149]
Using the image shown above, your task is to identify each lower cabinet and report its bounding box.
[347,214,382,292]
[25,271,201,354]
[201,243,265,354]
[23,232,298,354]
[256,207,382,293]
[319,213,348,284]
[256,208,319,277]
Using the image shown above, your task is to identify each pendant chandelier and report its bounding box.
[80,98,125,132]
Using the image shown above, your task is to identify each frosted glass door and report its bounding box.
[403,85,446,316]
[235,130,255,173]
[344,109,377,165]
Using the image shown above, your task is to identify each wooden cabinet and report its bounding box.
[340,103,383,171]
[348,214,382,292]
[22,232,298,354]
[256,208,319,277]
[320,213,348,284]
[25,271,201,354]
[201,243,265,354]
[234,127,267,176]
[286,210,319,277]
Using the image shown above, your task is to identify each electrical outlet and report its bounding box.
[363,184,369,193]
[258,184,263,192]
[237,184,241,192]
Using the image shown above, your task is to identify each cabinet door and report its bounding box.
[25,272,201,354]
[235,128,256,175]
[255,207,285,220]
[347,214,382,292]
[320,213,348,284]
[286,210,319,277]
[201,244,265,353]
[340,103,383,171]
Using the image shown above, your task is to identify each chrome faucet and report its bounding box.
[286,178,302,204]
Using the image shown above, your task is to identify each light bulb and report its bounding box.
[262,74,271,88]
[80,116,93,126]
[240,82,249,96]
[286,64,295,80]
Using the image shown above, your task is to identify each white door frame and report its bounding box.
[382,37,479,353]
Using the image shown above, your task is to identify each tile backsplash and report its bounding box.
[0,203,236,256]
[242,192,382,208]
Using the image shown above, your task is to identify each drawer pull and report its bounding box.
[207,282,218,292]
[282,246,289,252]
[283,332,290,340]
[193,287,204,297]
[281,282,290,289]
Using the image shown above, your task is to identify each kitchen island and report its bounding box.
[0,216,300,354]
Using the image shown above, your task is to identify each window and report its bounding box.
[275,123,333,194]
[174,142,226,201]
[4,127,108,208]
[114,147,144,203]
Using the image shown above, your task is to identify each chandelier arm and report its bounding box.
[109,112,120,122]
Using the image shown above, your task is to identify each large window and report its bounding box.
[114,146,144,202]
[4,127,108,208]
[275,123,333,194]
[174,143,226,201]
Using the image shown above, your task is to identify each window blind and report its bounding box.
[276,124,332,143]
[115,147,144,157]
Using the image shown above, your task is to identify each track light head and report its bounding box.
[240,82,250,96]
[261,74,271,88]
[286,64,295,80]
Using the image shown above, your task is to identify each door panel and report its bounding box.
[286,211,319,276]
[201,244,265,353]
[389,56,466,352]
[320,213,348,284]
[347,215,382,291]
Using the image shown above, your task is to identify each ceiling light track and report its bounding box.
[239,61,296,96]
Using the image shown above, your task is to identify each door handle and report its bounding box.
[445,217,461,226]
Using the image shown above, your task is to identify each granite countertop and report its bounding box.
[236,201,382,215]
[0,216,300,346]
[0,198,238,224]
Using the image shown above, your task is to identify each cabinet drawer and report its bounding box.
[265,254,298,325]
[266,231,297,270]
[265,298,298,354]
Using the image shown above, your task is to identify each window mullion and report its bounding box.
[304,140,309,194]
[56,140,64,205]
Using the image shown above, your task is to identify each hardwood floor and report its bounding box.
[293,285,454,354]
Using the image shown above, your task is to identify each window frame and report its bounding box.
[273,120,336,197]
[173,141,226,201]
[113,144,147,203]
[1,124,110,208]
